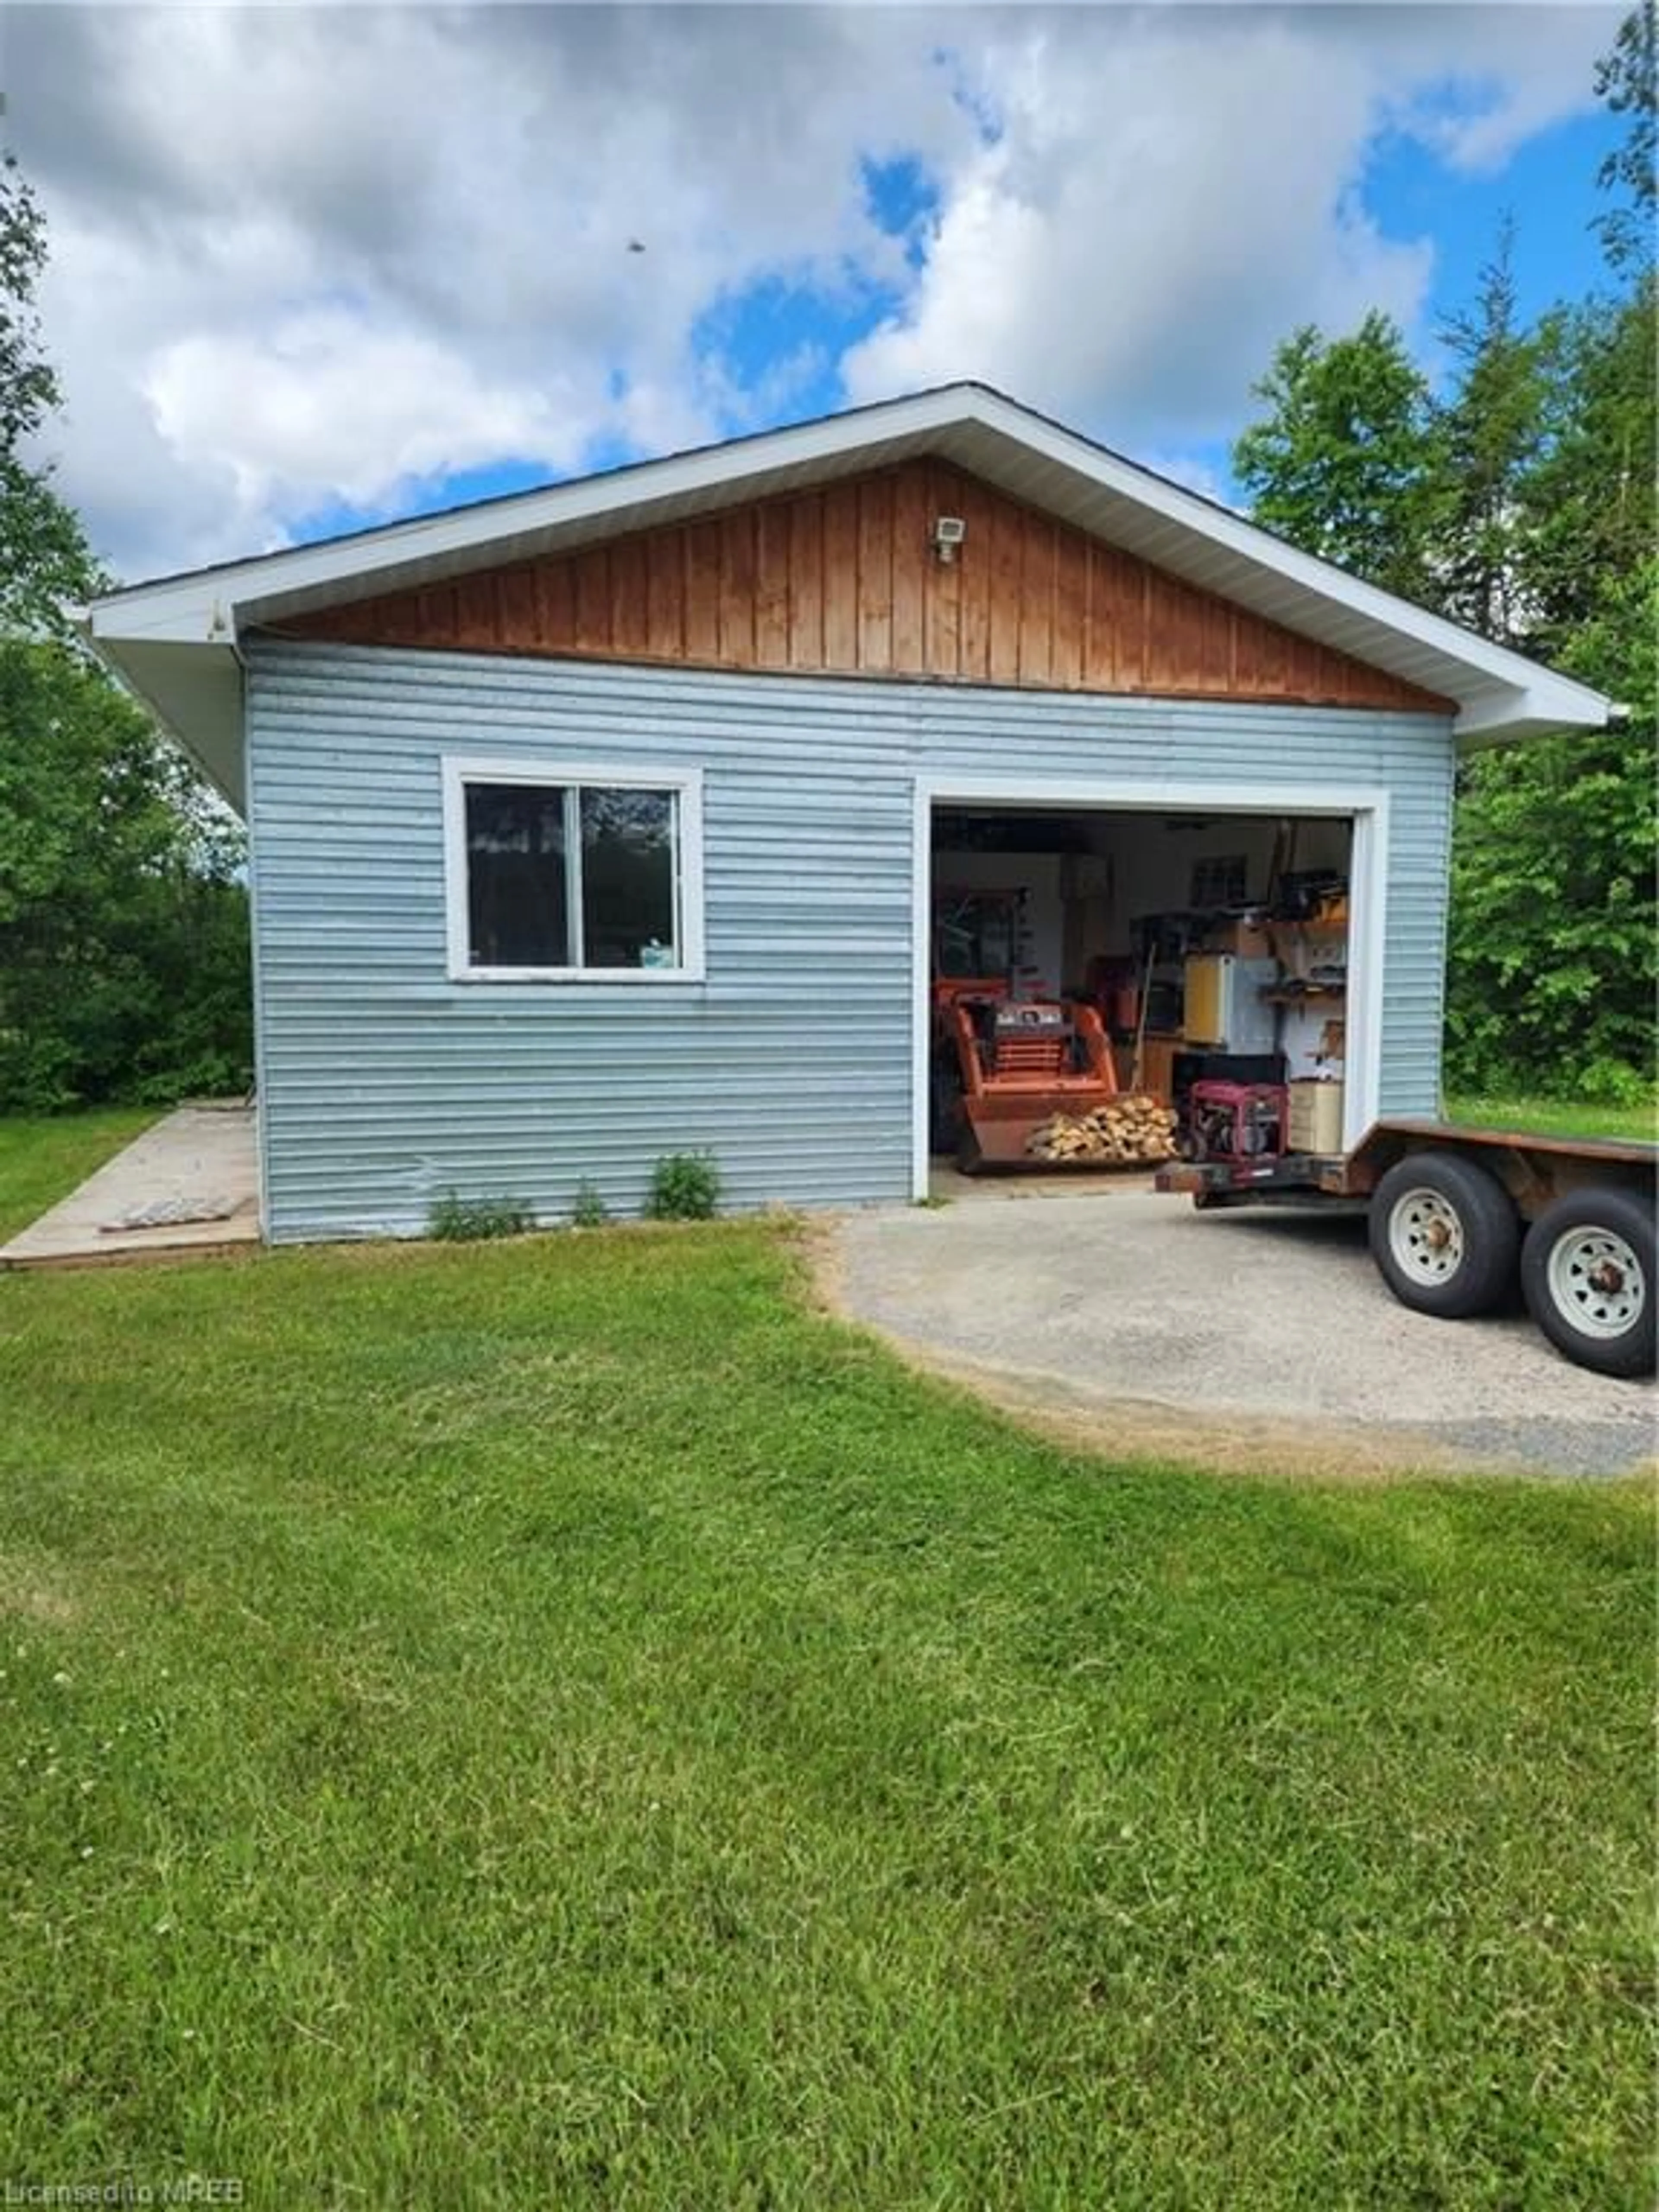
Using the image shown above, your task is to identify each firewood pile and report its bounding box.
[1023,1095,1179,1165]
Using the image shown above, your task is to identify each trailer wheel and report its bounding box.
[1521,1189,1656,1379]
[1369,1152,1519,1319]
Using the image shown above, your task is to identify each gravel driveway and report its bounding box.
[830,1187,1656,1479]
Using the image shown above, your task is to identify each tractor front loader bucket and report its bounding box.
[957,1090,1088,1171]
[947,996,1123,1173]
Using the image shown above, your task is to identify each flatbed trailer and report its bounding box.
[1158,1119,1658,1378]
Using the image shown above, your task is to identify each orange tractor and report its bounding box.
[929,888,1122,1171]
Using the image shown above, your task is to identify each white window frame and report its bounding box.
[442,756,706,983]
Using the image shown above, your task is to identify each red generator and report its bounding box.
[1188,1081,1287,1165]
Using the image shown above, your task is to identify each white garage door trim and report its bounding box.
[911,775,1392,1199]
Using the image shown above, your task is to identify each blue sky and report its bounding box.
[1369,105,1621,330]
[302,87,1627,540]
[15,4,1635,579]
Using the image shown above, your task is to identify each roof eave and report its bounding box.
[88,382,1615,760]
[1451,678,1612,752]
[92,383,982,629]
[86,630,246,812]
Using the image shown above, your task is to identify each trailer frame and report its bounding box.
[1159,1120,1658,1377]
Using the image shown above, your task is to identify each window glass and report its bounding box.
[580,788,677,968]
[934,890,1016,979]
[1191,854,1249,907]
[458,776,683,973]
[466,783,570,968]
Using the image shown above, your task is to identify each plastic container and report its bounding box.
[1287,1079,1345,1153]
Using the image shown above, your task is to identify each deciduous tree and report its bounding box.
[0,154,99,637]
[0,152,252,1110]
[1231,311,1446,604]
[1446,559,1657,1103]
[1592,1,1656,270]
[1231,15,1657,1105]
[0,643,252,1110]
[1443,9,1657,1102]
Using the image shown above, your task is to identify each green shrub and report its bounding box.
[571,1179,610,1230]
[427,1192,536,1243]
[646,1152,721,1222]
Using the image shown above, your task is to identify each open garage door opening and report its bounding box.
[924,796,1357,1183]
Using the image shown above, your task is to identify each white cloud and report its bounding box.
[144,311,591,516]
[12,3,1622,582]
[841,7,1613,437]
[23,6,975,572]
[1373,5,1624,174]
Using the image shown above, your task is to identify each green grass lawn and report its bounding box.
[1444,1092,1657,1144]
[0,1105,157,1243]
[0,1216,1650,2208]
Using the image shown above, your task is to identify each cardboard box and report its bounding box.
[1208,916,1273,958]
[1269,918,1347,982]
[1287,1079,1345,1154]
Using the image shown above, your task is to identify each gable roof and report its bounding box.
[87,381,1612,808]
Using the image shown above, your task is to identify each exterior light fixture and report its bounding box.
[931,515,967,564]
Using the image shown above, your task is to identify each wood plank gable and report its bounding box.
[285,459,1454,715]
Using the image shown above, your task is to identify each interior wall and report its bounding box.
[1071,812,1348,963]
[931,849,1066,997]
[933,807,1353,1007]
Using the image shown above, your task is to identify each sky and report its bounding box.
[4,3,1631,587]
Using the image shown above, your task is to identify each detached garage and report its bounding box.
[88,383,1610,1242]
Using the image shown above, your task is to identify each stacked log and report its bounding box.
[1023,1094,1179,1165]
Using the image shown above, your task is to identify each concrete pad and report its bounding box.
[0,1104,259,1269]
[830,1190,1656,1480]
[928,1162,1165,1203]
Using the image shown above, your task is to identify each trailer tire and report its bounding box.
[1521,1188,1656,1379]
[1369,1152,1520,1320]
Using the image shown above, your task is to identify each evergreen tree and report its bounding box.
[1444,8,1657,1103]
[1433,220,1548,645]
[1232,14,1657,1105]
[1520,280,1656,649]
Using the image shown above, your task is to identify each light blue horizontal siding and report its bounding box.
[246,641,1454,1241]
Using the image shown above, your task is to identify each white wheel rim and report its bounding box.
[1545,1227,1646,1340]
[1388,1187,1465,1285]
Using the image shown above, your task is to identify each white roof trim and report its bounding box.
[93,386,981,637]
[90,382,1610,791]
